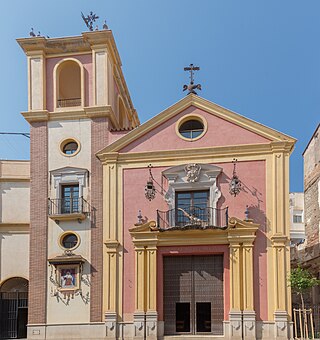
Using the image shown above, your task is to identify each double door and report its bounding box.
[164,255,224,336]
[61,184,79,214]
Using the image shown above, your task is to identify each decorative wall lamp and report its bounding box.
[145,164,156,201]
[229,158,242,197]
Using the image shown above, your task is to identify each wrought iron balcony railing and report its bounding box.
[48,197,89,218]
[157,206,228,231]
[57,98,81,108]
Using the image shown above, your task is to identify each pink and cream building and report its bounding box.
[0,27,296,339]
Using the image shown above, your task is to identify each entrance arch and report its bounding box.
[0,277,29,339]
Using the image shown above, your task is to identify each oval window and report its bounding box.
[179,119,204,139]
[63,141,78,155]
[60,139,80,156]
[61,233,79,249]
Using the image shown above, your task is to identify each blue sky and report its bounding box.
[0,1,319,192]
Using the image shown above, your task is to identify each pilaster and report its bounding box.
[133,245,146,339]
[28,50,46,111]
[146,243,158,339]
[242,241,256,339]
[228,242,242,339]
[104,240,119,339]
[271,236,291,338]
[92,46,109,106]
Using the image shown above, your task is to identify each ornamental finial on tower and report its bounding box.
[183,64,202,95]
[81,11,100,31]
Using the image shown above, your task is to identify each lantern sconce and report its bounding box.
[229,158,242,197]
[145,164,156,201]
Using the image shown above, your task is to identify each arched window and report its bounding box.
[0,277,29,292]
[56,60,82,108]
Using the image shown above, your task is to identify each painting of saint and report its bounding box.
[60,268,76,289]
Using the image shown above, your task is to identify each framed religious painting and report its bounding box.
[57,264,80,291]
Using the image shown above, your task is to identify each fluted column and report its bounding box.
[242,241,256,339]
[272,236,290,339]
[228,241,242,339]
[104,241,119,338]
[133,245,146,340]
[146,244,157,339]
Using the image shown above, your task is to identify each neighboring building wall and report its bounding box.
[289,192,305,244]
[291,125,320,305]
[303,124,320,249]
[0,160,30,283]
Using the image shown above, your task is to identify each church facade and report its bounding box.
[0,27,295,339]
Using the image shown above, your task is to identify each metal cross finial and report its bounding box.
[81,11,99,31]
[185,64,199,83]
[183,64,202,95]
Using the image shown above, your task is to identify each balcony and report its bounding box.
[157,206,228,231]
[48,197,89,222]
[57,98,81,108]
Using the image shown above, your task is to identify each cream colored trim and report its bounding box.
[21,105,119,127]
[97,94,296,156]
[58,231,81,251]
[46,51,91,58]
[0,178,29,182]
[99,142,293,165]
[53,58,85,111]
[59,138,81,157]
[175,113,208,142]
[0,224,29,233]
[21,110,49,122]
[49,213,86,222]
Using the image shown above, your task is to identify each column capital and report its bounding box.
[104,239,119,253]
[271,234,289,247]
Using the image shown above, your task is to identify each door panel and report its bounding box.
[163,255,224,336]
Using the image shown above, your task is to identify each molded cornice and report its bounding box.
[98,141,294,165]
[21,105,119,128]
[129,217,259,246]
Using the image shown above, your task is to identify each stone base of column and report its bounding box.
[242,310,256,339]
[133,311,146,340]
[228,310,243,339]
[274,310,291,339]
[105,312,117,339]
[146,311,157,340]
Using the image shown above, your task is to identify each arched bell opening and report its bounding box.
[55,59,83,108]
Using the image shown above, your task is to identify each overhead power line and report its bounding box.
[0,132,30,139]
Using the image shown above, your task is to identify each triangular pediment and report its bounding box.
[97,94,296,158]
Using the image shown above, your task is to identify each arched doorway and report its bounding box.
[0,277,28,339]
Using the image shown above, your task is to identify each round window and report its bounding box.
[60,138,80,156]
[179,119,204,139]
[61,233,79,249]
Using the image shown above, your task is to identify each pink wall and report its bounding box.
[122,160,268,321]
[46,54,93,112]
[120,106,270,153]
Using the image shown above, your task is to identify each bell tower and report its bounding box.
[17,26,139,339]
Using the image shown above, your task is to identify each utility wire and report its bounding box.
[0,132,30,139]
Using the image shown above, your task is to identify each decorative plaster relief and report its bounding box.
[163,163,222,210]
[50,166,88,198]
